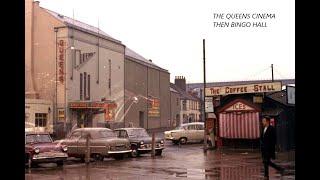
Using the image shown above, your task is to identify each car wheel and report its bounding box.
[93,154,104,161]
[56,160,64,167]
[80,156,85,163]
[179,137,187,144]
[114,154,124,160]
[155,150,162,156]
[131,147,139,158]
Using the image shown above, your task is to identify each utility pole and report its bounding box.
[203,39,207,151]
[271,64,274,82]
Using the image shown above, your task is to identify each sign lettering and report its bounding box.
[58,40,65,83]
[206,82,282,96]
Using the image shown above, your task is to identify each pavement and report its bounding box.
[25,138,295,180]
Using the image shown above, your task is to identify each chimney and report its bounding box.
[174,76,186,91]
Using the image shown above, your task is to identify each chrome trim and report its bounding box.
[138,147,164,151]
[108,150,132,154]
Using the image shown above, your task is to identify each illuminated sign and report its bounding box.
[148,98,160,117]
[58,40,65,83]
[205,82,282,96]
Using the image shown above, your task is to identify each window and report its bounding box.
[80,73,83,100]
[116,130,128,138]
[196,125,204,130]
[88,74,90,100]
[176,98,179,106]
[84,72,87,99]
[69,131,81,139]
[182,100,187,110]
[35,113,47,127]
[188,125,196,130]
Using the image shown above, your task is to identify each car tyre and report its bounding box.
[131,146,139,158]
[179,137,187,144]
[93,154,104,161]
[56,160,64,167]
[155,150,162,156]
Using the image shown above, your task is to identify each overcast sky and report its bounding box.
[38,0,295,83]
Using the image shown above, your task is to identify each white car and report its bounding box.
[164,122,204,144]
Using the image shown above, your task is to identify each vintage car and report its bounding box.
[55,128,132,161]
[114,128,164,157]
[25,132,68,168]
[164,122,204,144]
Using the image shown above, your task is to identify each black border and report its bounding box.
[1,0,25,179]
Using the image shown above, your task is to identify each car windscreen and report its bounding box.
[127,129,149,138]
[26,134,52,144]
[92,130,117,139]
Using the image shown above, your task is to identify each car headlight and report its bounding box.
[140,141,144,145]
[34,147,40,154]
[62,146,68,152]
[160,140,164,144]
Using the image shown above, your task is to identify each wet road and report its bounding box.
[25,141,295,180]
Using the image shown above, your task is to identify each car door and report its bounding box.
[77,131,90,155]
[64,131,81,155]
[195,124,205,141]
[187,125,196,141]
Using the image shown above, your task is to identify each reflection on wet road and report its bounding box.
[25,142,295,180]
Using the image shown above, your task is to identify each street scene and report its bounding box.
[25,136,295,180]
[25,0,295,179]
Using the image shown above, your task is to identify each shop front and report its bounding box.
[216,99,261,148]
[69,101,117,128]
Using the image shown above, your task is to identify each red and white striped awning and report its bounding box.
[219,112,260,139]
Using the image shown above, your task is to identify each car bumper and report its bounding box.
[32,152,68,162]
[138,147,164,151]
[165,137,176,140]
[108,149,132,154]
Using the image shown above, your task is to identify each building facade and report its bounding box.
[170,76,201,126]
[25,1,171,137]
[124,48,171,130]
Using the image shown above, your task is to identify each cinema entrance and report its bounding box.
[69,101,117,128]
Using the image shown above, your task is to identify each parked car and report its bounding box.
[55,128,132,161]
[164,122,204,144]
[25,132,68,168]
[114,128,164,157]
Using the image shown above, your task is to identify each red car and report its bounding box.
[25,132,68,168]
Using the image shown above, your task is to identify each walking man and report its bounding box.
[260,116,284,179]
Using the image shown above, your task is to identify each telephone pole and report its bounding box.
[203,39,207,151]
[271,64,274,82]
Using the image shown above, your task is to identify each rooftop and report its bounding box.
[170,83,200,101]
[125,47,169,72]
[44,8,122,44]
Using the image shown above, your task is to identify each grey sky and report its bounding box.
[38,0,295,83]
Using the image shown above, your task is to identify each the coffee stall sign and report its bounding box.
[205,82,282,96]
[58,40,65,83]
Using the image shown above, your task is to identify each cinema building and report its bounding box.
[25,1,171,137]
